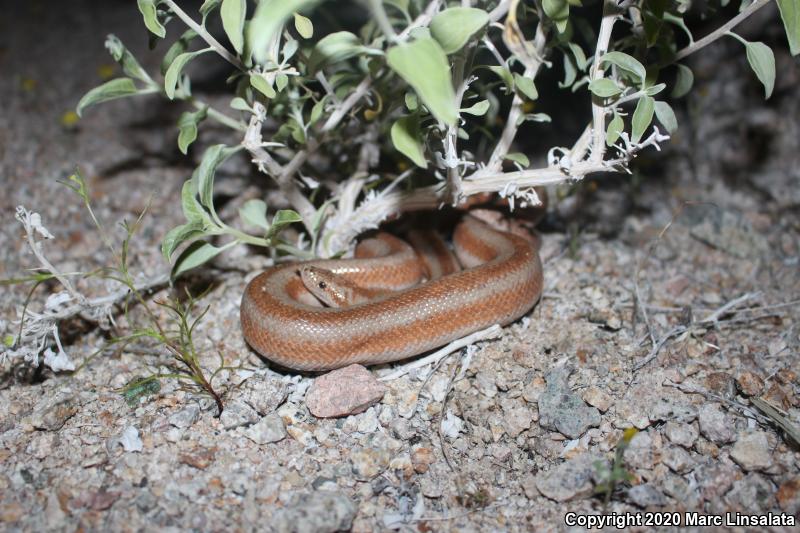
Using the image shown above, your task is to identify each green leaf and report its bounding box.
[177,106,207,154]
[199,0,222,20]
[230,97,251,111]
[307,31,365,73]
[309,97,326,124]
[181,178,209,225]
[487,65,514,93]
[461,100,490,116]
[164,48,212,100]
[654,101,678,134]
[250,74,276,98]
[197,144,240,208]
[777,0,800,55]
[387,37,458,125]
[744,41,776,99]
[601,51,647,84]
[606,113,623,146]
[671,64,694,98]
[543,0,569,33]
[162,221,205,262]
[429,7,489,54]
[504,153,529,167]
[137,0,166,38]
[76,78,141,116]
[266,210,303,240]
[247,0,318,64]
[405,92,418,111]
[514,74,538,100]
[105,35,153,85]
[221,0,246,55]
[390,115,427,168]
[239,199,269,231]
[631,95,655,143]
[294,13,314,38]
[161,30,197,75]
[588,78,622,97]
[644,83,666,96]
[171,241,225,279]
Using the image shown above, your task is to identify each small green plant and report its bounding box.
[594,427,638,507]
[2,171,236,413]
[74,0,798,276]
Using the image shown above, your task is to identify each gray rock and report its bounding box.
[582,387,613,412]
[350,447,391,481]
[244,413,287,445]
[219,400,259,430]
[698,404,735,444]
[306,365,385,418]
[28,393,78,431]
[538,366,600,439]
[663,420,698,448]
[498,398,533,438]
[535,454,601,502]
[475,371,498,398]
[724,473,775,513]
[272,491,356,533]
[168,404,200,429]
[628,484,668,508]
[239,373,289,415]
[662,446,695,474]
[624,431,656,470]
[730,431,772,471]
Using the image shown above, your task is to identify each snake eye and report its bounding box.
[318,281,327,289]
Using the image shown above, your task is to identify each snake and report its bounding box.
[240,216,543,371]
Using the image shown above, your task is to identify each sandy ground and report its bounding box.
[1,1,799,531]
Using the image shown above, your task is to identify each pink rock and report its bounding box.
[306,364,386,418]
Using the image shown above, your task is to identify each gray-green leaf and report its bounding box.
[514,74,538,100]
[631,95,655,143]
[171,241,225,279]
[600,51,647,84]
[606,113,623,146]
[221,0,246,54]
[461,100,490,116]
[391,115,427,168]
[162,221,205,261]
[250,74,276,98]
[744,41,776,99]
[266,210,303,240]
[777,0,800,56]
[239,199,270,231]
[197,144,240,209]
[429,7,489,54]
[164,48,212,99]
[387,37,458,125]
[294,13,314,39]
[247,0,318,64]
[654,101,678,134]
[181,177,210,226]
[542,0,569,33]
[105,35,153,85]
[137,0,166,38]
[76,78,141,116]
[588,78,622,97]
[177,106,208,154]
[671,64,694,98]
[307,31,365,73]
[504,153,530,167]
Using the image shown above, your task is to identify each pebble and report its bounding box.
[729,431,772,471]
[661,446,695,474]
[272,491,356,533]
[535,454,600,502]
[219,400,259,430]
[724,473,775,512]
[350,448,391,481]
[538,366,600,439]
[628,483,668,508]
[498,398,533,437]
[624,431,656,470]
[168,404,200,429]
[582,387,613,412]
[239,373,289,415]
[27,393,78,431]
[411,447,435,474]
[776,477,800,514]
[663,421,699,448]
[305,365,386,418]
[697,404,735,444]
[244,414,287,445]
[475,370,498,398]
[735,371,765,397]
[704,372,737,400]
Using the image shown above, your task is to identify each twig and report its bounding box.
[378,324,502,381]
[699,291,760,323]
[589,0,620,163]
[161,0,246,71]
[663,380,773,425]
[671,0,773,63]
